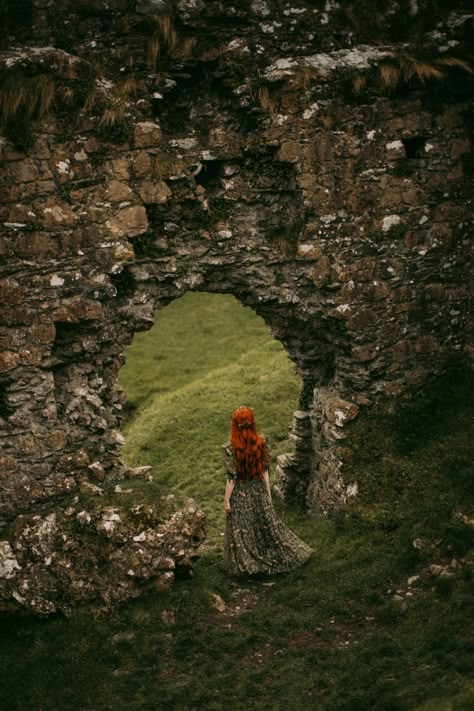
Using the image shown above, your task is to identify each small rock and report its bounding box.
[79,481,104,496]
[126,466,153,482]
[412,538,432,551]
[210,593,226,612]
[161,610,176,625]
[88,461,106,481]
[429,564,447,577]
[440,569,454,579]
[111,669,131,677]
[114,485,133,494]
[76,510,91,527]
[112,631,135,643]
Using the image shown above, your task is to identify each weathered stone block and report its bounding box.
[105,180,133,202]
[133,122,162,149]
[138,179,172,204]
[0,351,20,373]
[106,206,148,238]
[9,160,39,183]
[348,308,378,331]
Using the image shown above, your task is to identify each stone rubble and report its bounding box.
[0,493,207,615]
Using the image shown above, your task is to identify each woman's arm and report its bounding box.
[262,470,272,502]
[224,479,235,514]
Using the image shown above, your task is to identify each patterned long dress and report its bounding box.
[222,437,313,576]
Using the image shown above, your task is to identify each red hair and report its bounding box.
[230,406,269,479]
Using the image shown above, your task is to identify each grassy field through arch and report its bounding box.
[118,291,301,538]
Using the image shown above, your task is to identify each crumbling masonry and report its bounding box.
[0,0,472,613]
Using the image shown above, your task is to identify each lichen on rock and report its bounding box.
[0,487,207,615]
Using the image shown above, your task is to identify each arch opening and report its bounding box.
[117,291,305,539]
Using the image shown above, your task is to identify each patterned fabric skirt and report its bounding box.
[223,479,313,576]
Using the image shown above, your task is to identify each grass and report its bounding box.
[0,294,473,711]
[140,14,196,70]
[0,73,55,125]
[350,53,472,101]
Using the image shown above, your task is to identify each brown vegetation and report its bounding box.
[0,73,55,125]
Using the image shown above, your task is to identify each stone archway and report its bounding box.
[111,266,338,509]
[1,1,472,613]
[116,289,303,525]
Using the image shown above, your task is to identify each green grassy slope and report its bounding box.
[118,292,300,536]
[1,294,473,711]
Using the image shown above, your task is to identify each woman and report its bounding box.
[222,405,313,576]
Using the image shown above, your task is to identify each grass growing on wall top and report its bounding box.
[0,295,473,711]
[118,291,300,538]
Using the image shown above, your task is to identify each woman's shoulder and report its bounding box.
[261,434,271,451]
[222,442,235,457]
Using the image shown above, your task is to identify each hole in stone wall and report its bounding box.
[0,381,12,420]
[117,291,301,538]
[51,321,99,362]
[402,136,427,158]
[194,160,225,188]
[52,322,82,362]
[110,267,138,300]
[2,0,33,29]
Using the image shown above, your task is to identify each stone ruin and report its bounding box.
[0,0,472,613]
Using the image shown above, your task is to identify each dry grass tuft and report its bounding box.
[0,74,55,124]
[57,85,75,107]
[377,63,402,91]
[399,55,443,83]
[144,14,194,69]
[157,16,178,55]
[147,36,161,69]
[289,66,319,91]
[81,80,128,131]
[258,86,273,112]
[372,54,472,95]
[351,73,367,95]
[151,154,162,179]
[436,57,473,74]
[174,36,197,61]
[82,85,101,114]
[98,97,126,128]
[116,77,142,97]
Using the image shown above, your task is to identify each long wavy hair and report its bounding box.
[230,406,269,479]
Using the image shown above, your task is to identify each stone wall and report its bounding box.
[0,0,473,611]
